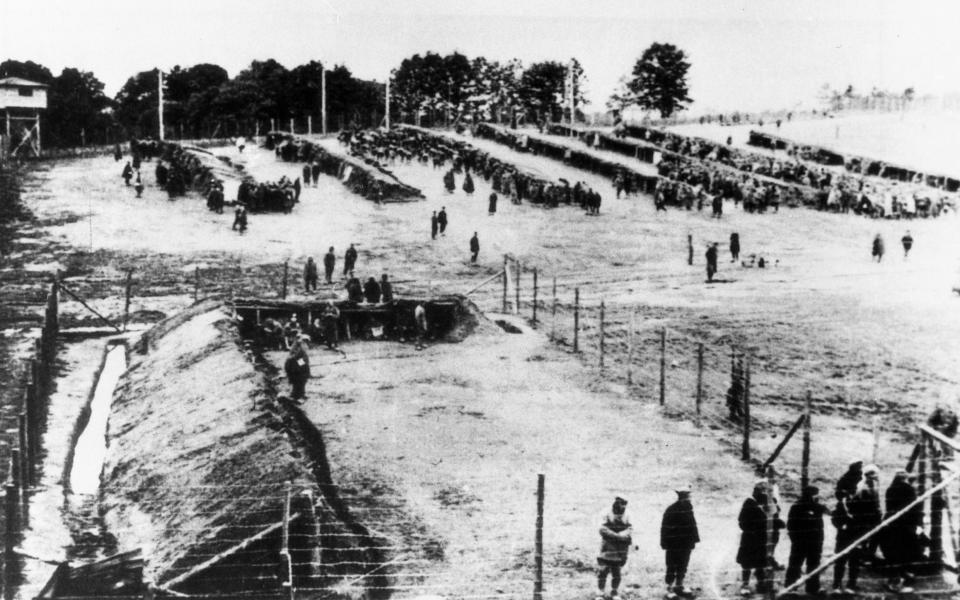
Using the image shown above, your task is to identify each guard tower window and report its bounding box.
[18,87,33,97]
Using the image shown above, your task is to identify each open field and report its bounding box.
[2,114,960,598]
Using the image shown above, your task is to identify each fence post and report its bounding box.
[742,357,751,461]
[930,437,944,566]
[872,416,880,464]
[532,268,538,324]
[696,343,703,426]
[17,417,27,488]
[515,260,521,315]
[123,270,132,332]
[534,474,544,600]
[599,301,605,370]
[550,277,557,341]
[573,288,580,353]
[659,328,666,406]
[9,452,19,494]
[626,311,635,386]
[502,255,508,313]
[802,392,811,489]
[687,234,693,266]
[5,483,17,564]
[282,261,289,300]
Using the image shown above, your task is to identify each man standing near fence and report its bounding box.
[661,485,699,598]
[737,481,770,595]
[597,496,633,600]
[784,485,828,595]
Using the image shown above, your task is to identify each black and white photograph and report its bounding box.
[1,1,960,599]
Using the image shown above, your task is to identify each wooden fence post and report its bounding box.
[626,311,635,386]
[123,270,132,332]
[696,343,703,426]
[573,288,580,353]
[659,328,666,406]
[502,255,509,313]
[550,277,557,341]
[930,436,944,565]
[5,483,17,561]
[802,392,811,489]
[17,416,27,488]
[515,260,521,315]
[281,261,289,300]
[534,474,544,600]
[599,301,605,370]
[742,357,751,461]
[10,451,20,493]
[687,234,693,266]
[532,268,538,324]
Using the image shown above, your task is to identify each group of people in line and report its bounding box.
[596,459,930,600]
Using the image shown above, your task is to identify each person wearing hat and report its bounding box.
[661,485,700,598]
[849,465,883,563]
[882,470,920,592]
[283,338,310,401]
[785,485,829,595]
[737,481,770,594]
[597,497,632,599]
[835,461,863,500]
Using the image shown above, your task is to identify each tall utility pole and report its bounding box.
[321,64,327,135]
[385,75,391,129]
[158,68,165,141]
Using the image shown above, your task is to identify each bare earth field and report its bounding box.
[3,112,960,598]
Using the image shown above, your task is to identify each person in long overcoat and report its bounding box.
[323,247,336,284]
[597,497,633,599]
[363,277,382,304]
[737,482,770,593]
[283,340,310,401]
[488,192,498,215]
[882,471,922,590]
[661,486,700,597]
[785,485,829,595]
[470,232,480,263]
[304,257,318,292]
[463,172,475,195]
[706,243,719,282]
[872,234,885,263]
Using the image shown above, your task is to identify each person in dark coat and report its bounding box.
[882,471,921,591]
[597,497,632,599]
[304,257,318,292]
[232,205,248,233]
[380,274,394,302]
[661,486,699,597]
[901,231,913,258]
[320,300,340,349]
[705,243,719,282]
[470,232,480,263]
[737,482,770,594]
[438,207,448,236]
[443,168,455,193]
[293,177,301,202]
[302,164,312,186]
[283,339,310,401]
[363,277,382,304]
[344,244,358,277]
[311,162,321,187]
[345,272,363,303]
[849,465,882,562]
[785,486,828,595]
[463,172,475,195]
[122,161,133,186]
[134,172,144,198]
[836,461,863,500]
[729,233,740,263]
[831,492,859,593]
[872,234,885,263]
[431,211,439,240]
[488,192,498,215]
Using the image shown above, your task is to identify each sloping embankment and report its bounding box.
[100,299,315,589]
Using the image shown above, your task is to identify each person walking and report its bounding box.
[344,243,358,276]
[232,204,248,234]
[784,485,828,595]
[730,233,740,263]
[470,232,480,264]
[706,243,719,282]
[737,481,770,595]
[438,207,448,236]
[304,257,318,292]
[872,234,885,263]
[661,486,699,598]
[323,247,336,284]
[597,497,633,600]
[431,211,439,240]
[901,231,913,258]
[283,339,310,401]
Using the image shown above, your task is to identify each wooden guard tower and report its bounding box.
[0,77,48,158]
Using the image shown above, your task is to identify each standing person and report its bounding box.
[661,485,700,598]
[730,232,741,263]
[414,302,428,350]
[302,164,312,186]
[443,168,456,193]
[784,485,828,595]
[836,461,863,501]
[283,339,310,401]
[345,272,363,303]
[705,243,719,282]
[323,247,336,284]
[113,143,122,162]
[431,211,439,240]
[311,161,321,187]
[380,274,394,302]
[134,172,144,198]
[850,465,883,564]
[597,497,632,600]
[438,207,448,236]
[363,277,382,304]
[303,257,318,292]
[488,192,498,215]
[872,234,885,263]
[470,232,480,264]
[882,471,921,593]
[320,300,340,349]
[232,204,248,234]
[343,243,358,277]
[737,482,770,595]
[901,231,914,258]
[122,161,133,186]
[293,177,302,202]
[463,172,475,195]
[831,488,860,594]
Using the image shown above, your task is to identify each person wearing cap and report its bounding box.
[737,481,770,594]
[661,486,700,598]
[849,465,882,563]
[597,497,632,600]
[283,338,310,401]
[882,471,921,592]
[785,485,829,595]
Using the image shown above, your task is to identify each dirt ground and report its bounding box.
[3,112,960,598]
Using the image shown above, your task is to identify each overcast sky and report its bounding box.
[3,0,960,113]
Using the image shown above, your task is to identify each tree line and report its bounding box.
[0,43,695,149]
